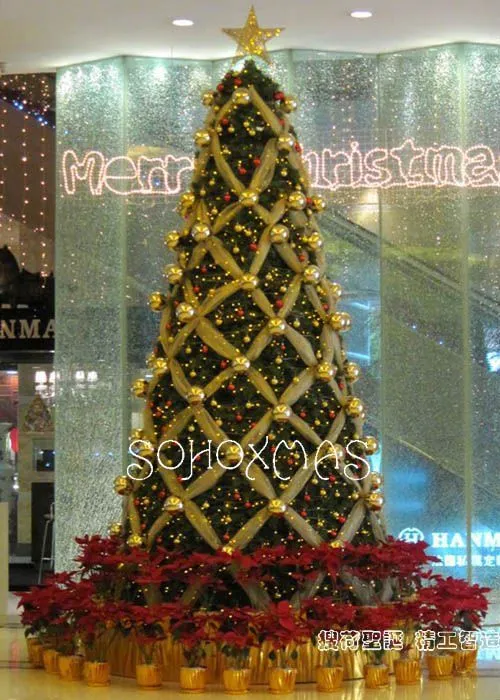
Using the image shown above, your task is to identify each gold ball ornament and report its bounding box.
[370,472,383,490]
[222,443,244,466]
[232,355,251,373]
[165,264,184,284]
[114,475,131,495]
[127,534,143,548]
[178,192,196,216]
[288,191,307,210]
[345,396,365,418]
[176,302,196,323]
[164,495,184,513]
[329,282,342,301]
[364,435,379,455]
[330,443,346,461]
[137,440,155,458]
[307,232,324,251]
[232,87,251,105]
[268,499,287,514]
[345,361,361,383]
[202,91,214,106]
[268,318,287,336]
[239,189,259,207]
[365,492,384,511]
[240,273,259,290]
[194,129,211,147]
[191,222,211,242]
[329,311,352,332]
[132,378,149,398]
[311,195,326,212]
[149,291,167,311]
[277,134,295,152]
[108,522,123,537]
[315,362,336,382]
[154,357,169,374]
[272,404,292,423]
[186,386,206,405]
[303,265,321,284]
[130,428,145,442]
[270,224,289,244]
[283,96,298,113]
[330,540,345,549]
[165,231,180,249]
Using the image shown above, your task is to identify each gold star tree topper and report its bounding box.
[222,6,284,64]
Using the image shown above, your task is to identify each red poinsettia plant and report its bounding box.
[213,607,259,669]
[169,607,216,668]
[353,604,399,665]
[301,597,356,667]
[253,601,309,669]
[125,603,169,665]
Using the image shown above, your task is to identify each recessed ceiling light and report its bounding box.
[350,10,373,19]
[172,18,194,27]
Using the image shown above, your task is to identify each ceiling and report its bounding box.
[1,0,500,73]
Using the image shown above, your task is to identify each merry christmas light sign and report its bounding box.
[61,139,500,196]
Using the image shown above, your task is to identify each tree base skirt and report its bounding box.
[104,636,374,683]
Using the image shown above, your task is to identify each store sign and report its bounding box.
[62,139,500,197]
[398,527,500,568]
[0,308,54,351]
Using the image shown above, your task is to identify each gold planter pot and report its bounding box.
[316,665,344,692]
[268,668,297,695]
[58,655,84,681]
[364,663,389,689]
[453,649,477,675]
[394,659,421,685]
[26,638,38,663]
[30,643,45,669]
[136,663,163,689]
[223,668,251,694]
[84,661,111,686]
[427,654,454,680]
[42,648,60,674]
[180,666,207,693]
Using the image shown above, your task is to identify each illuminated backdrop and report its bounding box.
[55,46,500,623]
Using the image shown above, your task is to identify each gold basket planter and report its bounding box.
[222,668,251,694]
[364,663,389,689]
[30,643,44,669]
[427,654,454,680]
[84,661,111,686]
[58,655,84,681]
[180,666,207,693]
[316,665,344,692]
[268,668,297,694]
[136,663,163,689]
[453,649,477,676]
[26,638,38,663]
[394,658,421,685]
[42,648,60,674]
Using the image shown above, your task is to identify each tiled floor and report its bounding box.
[1,627,499,699]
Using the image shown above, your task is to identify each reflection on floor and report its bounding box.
[1,627,499,699]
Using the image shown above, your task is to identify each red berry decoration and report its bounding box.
[294,142,302,153]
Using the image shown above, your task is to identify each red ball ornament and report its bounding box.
[338,515,347,524]
[304,494,311,502]
[217,83,225,92]
[298,254,306,262]
[300,510,307,518]
[223,533,231,542]
[253,157,261,167]
[294,142,302,153]
[245,501,252,508]
[193,286,200,293]
[201,266,207,273]
[323,303,329,311]
[239,167,247,175]
[223,193,231,202]
[234,77,243,86]
[227,383,236,392]
[306,197,313,206]
[159,491,166,499]
[134,498,140,506]
[221,117,229,126]
[202,345,209,354]
[249,242,258,251]
[287,533,294,541]
[275,299,284,309]
[220,360,228,369]
[329,411,336,419]
[299,411,307,418]
[329,475,337,483]
[236,414,243,422]
[274,91,285,101]
[236,308,245,317]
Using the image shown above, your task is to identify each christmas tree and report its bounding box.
[119,56,386,611]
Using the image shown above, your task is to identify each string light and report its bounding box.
[62,139,500,197]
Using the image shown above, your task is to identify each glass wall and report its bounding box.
[56,47,500,627]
